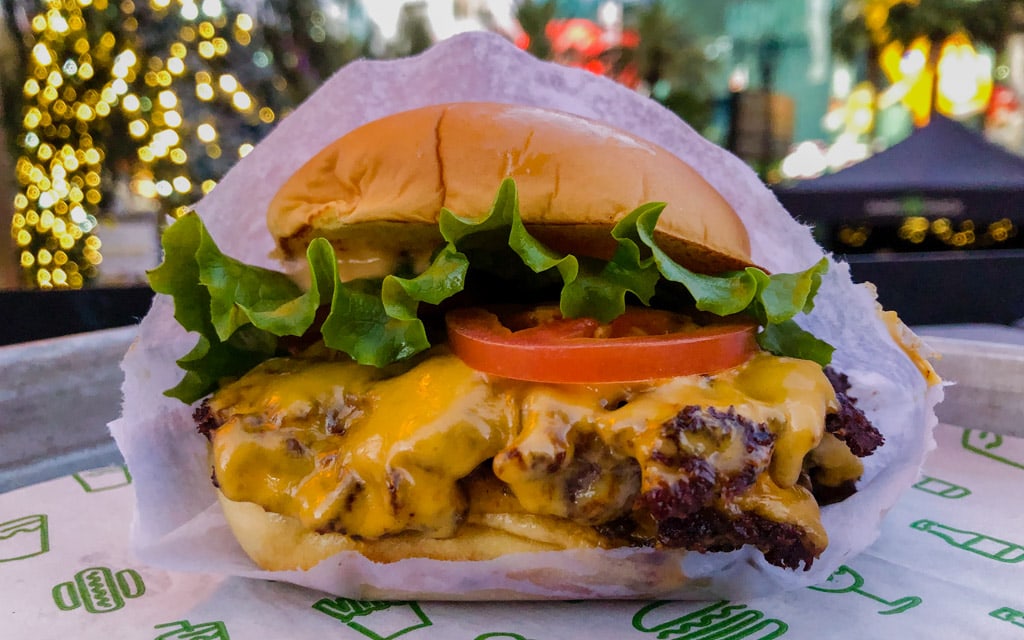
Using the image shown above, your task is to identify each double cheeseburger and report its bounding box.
[151,102,890,576]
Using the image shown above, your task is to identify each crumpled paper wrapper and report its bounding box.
[108,31,942,600]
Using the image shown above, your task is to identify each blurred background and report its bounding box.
[2,0,1023,344]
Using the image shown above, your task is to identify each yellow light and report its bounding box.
[236,13,253,30]
[170,42,186,58]
[86,189,101,204]
[59,234,75,249]
[156,180,173,196]
[48,71,64,89]
[167,57,185,75]
[37,143,53,160]
[84,249,102,265]
[196,123,217,142]
[201,179,217,193]
[17,230,32,247]
[135,179,157,198]
[52,268,67,286]
[47,9,69,33]
[31,15,47,32]
[129,119,149,137]
[69,273,83,288]
[37,249,53,266]
[212,37,228,55]
[199,21,215,38]
[158,90,177,108]
[25,210,40,225]
[153,0,171,8]
[170,148,187,163]
[238,143,254,157]
[21,251,35,268]
[83,149,101,164]
[23,108,42,129]
[37,269,52,288]
[232,92,251,111]
[157,70,172,86]
[14,195,28,210]
[86,236,102,250]
[23,79,40,97]
[258,107,275,123]
[122,94,140,111]
[164,111,182,127]
[32,43,53,66]
[173,176,191,193]
[138,147,154,162]
[198,41,215,58]
[218,74,238,92]
[196,83,214,100]
[78,62,94,80]
[39,211,55,231]
[76,103,95,121]
[154,129,180,147]
[206,144,221,158]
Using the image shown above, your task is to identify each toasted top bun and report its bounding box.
[267,102,753,275]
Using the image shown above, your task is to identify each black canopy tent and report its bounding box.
[774,114,1024,225]
[771,115,1024,326]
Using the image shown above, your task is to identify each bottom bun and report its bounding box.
[218,491,611,570]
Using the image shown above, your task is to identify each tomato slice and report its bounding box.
[446,307,759,384]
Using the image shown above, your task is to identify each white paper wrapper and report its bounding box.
[109,31,941,600]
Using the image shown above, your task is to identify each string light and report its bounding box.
[12,0,289,287]
[12,0,130,288]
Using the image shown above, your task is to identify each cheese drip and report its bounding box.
[208,350,854,545]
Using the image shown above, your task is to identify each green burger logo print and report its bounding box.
[52,566,146,614]
[632,600,788,639]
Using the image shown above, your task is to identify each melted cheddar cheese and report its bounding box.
[207,349,861,551]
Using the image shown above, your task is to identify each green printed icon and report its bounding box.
[312,597,432,640]
[0,514,49,562]
[72,464,133,492]
[632,600,788,639]
[962,430,1024,470]
[52,566,146,613]
[990,607,1024,629]
[153,619,231,640]
[809,565,922,615]
[912,475,971,499]
[911,519,1024,563]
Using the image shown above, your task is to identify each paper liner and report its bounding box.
[109,32,941,600]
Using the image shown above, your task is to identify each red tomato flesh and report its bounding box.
[445,307,759,384]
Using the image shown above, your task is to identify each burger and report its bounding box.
[146,102,926,586]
